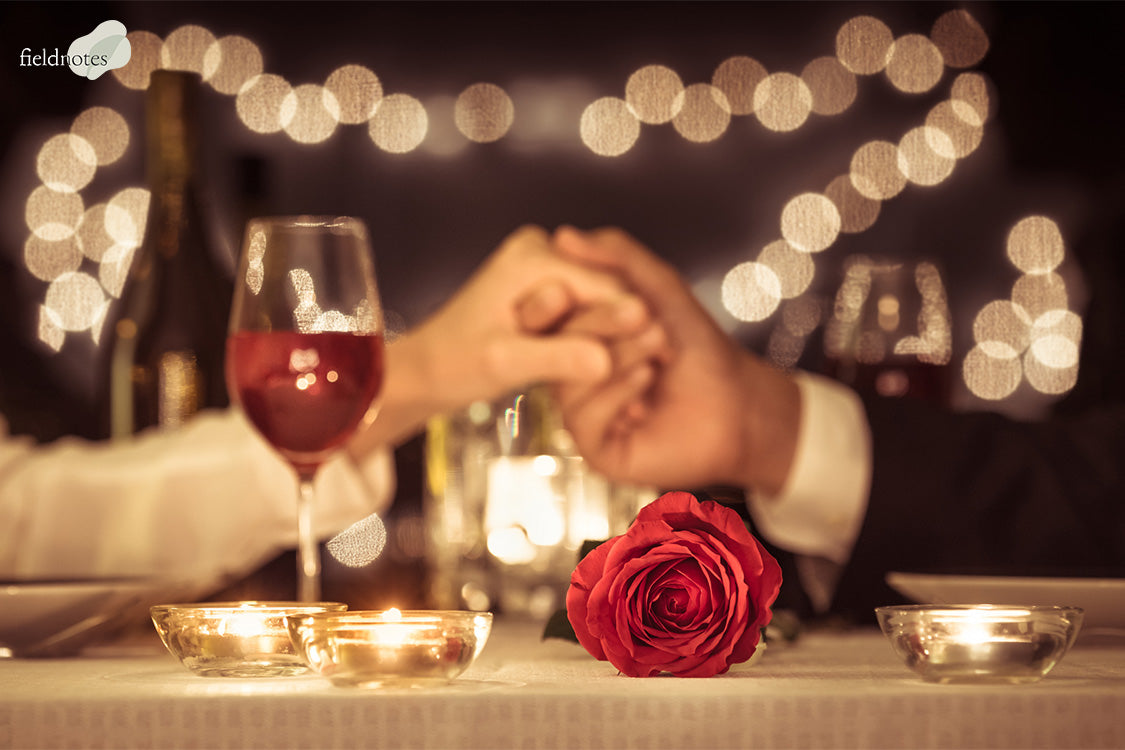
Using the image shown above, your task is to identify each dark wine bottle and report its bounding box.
[108,70,233,438]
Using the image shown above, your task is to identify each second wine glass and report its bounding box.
[226,216,385,602]
[823,255,953,405]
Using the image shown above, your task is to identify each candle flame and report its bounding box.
[220,611,269,638]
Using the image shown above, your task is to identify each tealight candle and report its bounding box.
[875,604,1084,684]
[287,609,493,688]
[151,601,347,678]
[924,609,1062,677]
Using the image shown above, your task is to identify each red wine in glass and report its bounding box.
[227,331,384,475]
[227,215,385,602]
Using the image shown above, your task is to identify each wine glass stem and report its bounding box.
[296,475,320,602]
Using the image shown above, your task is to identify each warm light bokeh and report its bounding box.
[160,25,217,74]
[580,97,640,157]
[70,107,130,166]
[454,83,515,143]
[931,9,990,69]
[973,300,1032,356]
[802,56,857,116]
[780,193,841,253]
[22,9,1088,406]
[76,204,115,263]
[897,126,956,186]
[1012,272,1068,322]
[368,93,428,154]
[203,35,264,95]
[1007,215,1065,274]
[112,30,162,90]
[625,65,684,124]
[26,185,84,242]
[963,344,1023,400]
[712,56,768,116]
[885,34,945,94]
[825,174,881,234]
[753,72,813,132]
[236,74,295,134]
[850,140,908,201]
[281,84,340,144]
[325,65,383,124]
[24,234,81,283]
[836,16,894,75]
[105,187,151,249]
[954,73,992,122]
[721,262,781,322]
[758,239,814,299]
[672,84,731,143]
[36,135,97,193]
[963,216,1079,398]
[925,100,984,159]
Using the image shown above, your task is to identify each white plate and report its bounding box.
[0,579,170,657]
[886,572,1125,636]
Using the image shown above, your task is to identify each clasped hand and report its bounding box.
[522,226,801,497]
[351,224,798,497]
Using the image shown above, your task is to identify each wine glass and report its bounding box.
[822,255,953,405]
[226,216,385,602]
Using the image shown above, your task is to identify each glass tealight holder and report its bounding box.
[875,604,1084,684]
[151,601,347,677]
[287,609,493,688]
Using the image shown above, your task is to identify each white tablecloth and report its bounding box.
[2,621,1123,749]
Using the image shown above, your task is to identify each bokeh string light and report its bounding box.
[18,9,1081,403]
[964,216,1081,399]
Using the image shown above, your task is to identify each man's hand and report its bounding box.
[547,226,801,495]
[349,225,658,451]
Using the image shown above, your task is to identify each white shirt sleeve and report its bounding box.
[745,371,872,567]
[0,410,394,590]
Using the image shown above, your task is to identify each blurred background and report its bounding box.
[2,1,1122,607]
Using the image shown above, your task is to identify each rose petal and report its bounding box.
[567,492,783,678]
[639,567,725,656]
[669,536,744,649]
[641,546,732,645]
[633,490,700,525]
[602,520,675,571]
[566,537,619,661]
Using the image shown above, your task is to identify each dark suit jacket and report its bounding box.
[828,196,1125,622]
[801,3,1125,623]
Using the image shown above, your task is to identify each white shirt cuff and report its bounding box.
[746,371,871,566]
[0,410,394,588]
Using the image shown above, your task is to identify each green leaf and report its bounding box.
[541,538,608,643]
[542,607,578,643]
[578,538,606,562]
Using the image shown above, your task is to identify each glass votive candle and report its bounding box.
[151,601,347,677]
[875,604,1084,684]
[287,608,493,688]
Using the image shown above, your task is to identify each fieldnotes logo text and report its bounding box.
[20,20,132,80]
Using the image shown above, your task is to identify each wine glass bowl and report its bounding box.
[823,255,953,405]
[227,216,385,601]
[226,328,384,474]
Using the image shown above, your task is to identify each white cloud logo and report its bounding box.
[68,20,131,80]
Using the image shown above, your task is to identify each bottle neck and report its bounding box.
[108,70,231,440]
[145,70,199,189]
[142,71,206,265]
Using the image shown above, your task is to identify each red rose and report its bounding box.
[566,491,782,677]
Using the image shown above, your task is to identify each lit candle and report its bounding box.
[289,609,491,688]
[205,605,293,659]
[877,604,1082,684]
[151,601,346,678]
[924,607,1060,678]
